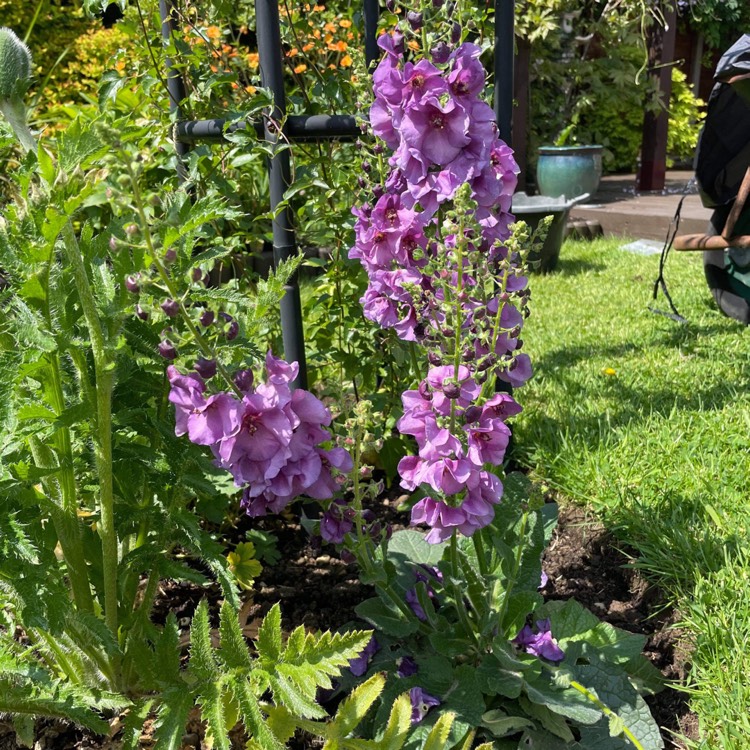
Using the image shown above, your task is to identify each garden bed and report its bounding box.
[0,498,697,750]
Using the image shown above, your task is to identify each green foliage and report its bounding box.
[346,477,664,749]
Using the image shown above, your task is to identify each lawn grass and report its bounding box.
[513,237,750,749]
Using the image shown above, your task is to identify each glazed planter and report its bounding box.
[536,145,603,200]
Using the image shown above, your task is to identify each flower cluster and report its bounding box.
[349,32,531,544]
[168,352,352,516]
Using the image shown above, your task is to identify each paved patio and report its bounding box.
[569,170,713,241]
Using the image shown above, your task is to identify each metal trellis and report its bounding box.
[158,0,514,390]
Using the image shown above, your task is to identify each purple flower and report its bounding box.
[409,687,440,723]
[349,636,380,677]
[513,618,565,662]
[397,655,419,678]
[320,499,355,544]
[400,96,470,167]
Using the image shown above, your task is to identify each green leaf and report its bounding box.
[37,145,55,185]
[98,70,127,107]
[120,698,154,750]
[355,597,418,638]
[378,693,412,750]
[232,679,284,750]
[188,600,220,682]
[257,602,283,667]
[153,688,194,750]
[219,600,253,670]
[480,710,535,738]
[422,711,456,750]
[331,673,384,736]
[524,675,602,725]
[57,119,106,173]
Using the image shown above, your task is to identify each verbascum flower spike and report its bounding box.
[0,27,36,153]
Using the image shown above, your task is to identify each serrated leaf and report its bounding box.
[219,600,252,670]
[331,673,384,736]
[58,119,106,173]
[422,711,456,750]
[188,600,220,682]
[153,688,194,750]
[233,680,284,750]
[379,693,412,750]
[120,698,154,750]
[155,614,182,683]
[257,603,283,667]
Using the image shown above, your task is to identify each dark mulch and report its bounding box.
[0,496,698,749]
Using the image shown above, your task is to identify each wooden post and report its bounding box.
[637,4,677,192]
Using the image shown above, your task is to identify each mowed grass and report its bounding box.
[513,237,750,749]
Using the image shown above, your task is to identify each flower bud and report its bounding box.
[431,42,450,64]
[161,299,179,317]
[418,380,432,401]
[463,405,481,423]
[443,381,461,399]
[125,275,140,294]
[407,11,422,30]
[109,236,119,253]
[135,304,149,321]
[373,142,384,155]
[191,267,203,283]
[358,176,367,189]
[199,309,215,327]
[427,352,441,366]
[451,22,461,44]
[194,357,217,379]
[341,549,356,564]
[125,223,139,237]
[164,247,177,264]
[158,340,177,360]
[234,369,254,392]
[385,0,395,10]
[461,347,475,362]
[0,28,32,102]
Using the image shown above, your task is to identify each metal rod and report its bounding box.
[256,0,307,389]
[159,0,190,179]
[493,0,514,147]
[174,114,360,144]
[363,0,379,68]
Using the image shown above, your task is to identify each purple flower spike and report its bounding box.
[349,636,379,677]
[409,687,440,724]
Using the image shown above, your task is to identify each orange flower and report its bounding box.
[340,53,353,67]
[245,85,257,94]
[340,19,352,28]
[333,40,348,51]
[303,42,314,52]
[324,22,337,32]
[313,4,326,9]
[206,25,221,41]
[407,39,419,51]
[294,63,308,73]
[286,47,299,56]
[247,52,259,68]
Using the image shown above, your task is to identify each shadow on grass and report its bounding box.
[547,257,607,276]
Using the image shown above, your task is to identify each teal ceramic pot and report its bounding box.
[536,145,603,200]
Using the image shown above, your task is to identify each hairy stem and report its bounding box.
[59,223,119,655]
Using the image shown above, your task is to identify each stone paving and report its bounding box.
[569,170,713,241]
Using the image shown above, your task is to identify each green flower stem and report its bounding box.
[495,507,529,634]
[472,528,489,577]
[28,436,93,614]
[0,98,36,153]
[568,680,645,750]
[449,532,478,643]
[124,161,243,399]
[59,222,119,652]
